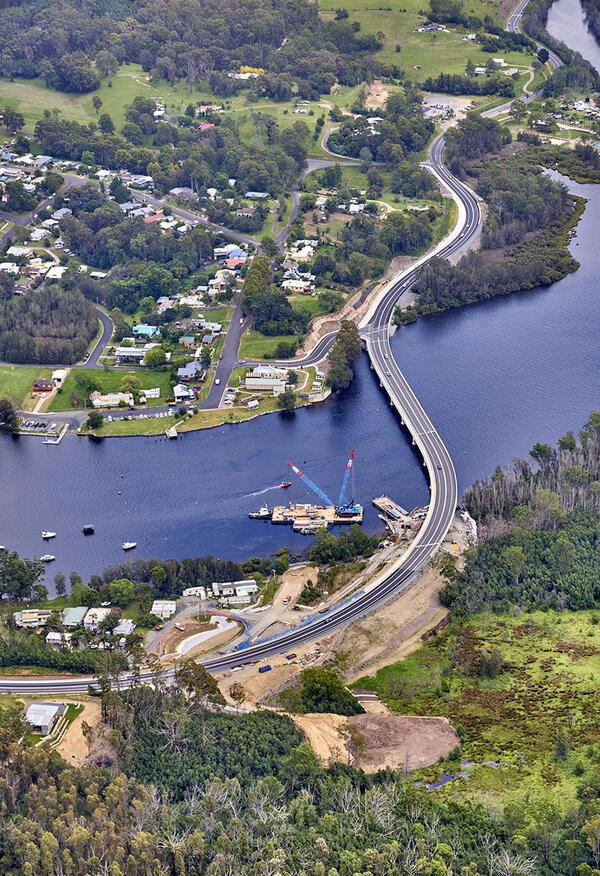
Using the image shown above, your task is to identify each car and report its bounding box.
[437,464,442,470]
[386,371,392,376]
[384,354,389,359]
[155,624,164,631]
[215,378,221,385]
[106,415,113,422]
[240,317,243,324]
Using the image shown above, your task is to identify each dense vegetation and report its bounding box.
[241,254,309,337]
[395,116,585,323]
[0,0,387,95]
[439,413,600,616]
[326,321,362,391]
[581,0,600,42]
[0,630,126,673]
[421,72,515,97]
[280,668,366,716]
[0,286,98,364]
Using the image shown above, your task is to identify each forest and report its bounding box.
[395,115,584,323]
[439,412,600,616]
[0,286,98,365]
[0,0,385,95]
[421,73,515,98]
[581,0,600,42]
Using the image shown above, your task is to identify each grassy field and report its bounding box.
[319,0,534,83]
[0,365,54,408]
[355,608,600,810]
[238,330,300,360]
[48,368,174,411]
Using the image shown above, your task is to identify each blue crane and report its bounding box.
[287,451,361,516]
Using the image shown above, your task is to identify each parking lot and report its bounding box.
[20,419,60,433]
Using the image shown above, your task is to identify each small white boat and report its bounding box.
[122,541,136,551]
[41,531,56,539]
[40,554,55,562]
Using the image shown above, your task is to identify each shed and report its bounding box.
[24,702,65,735]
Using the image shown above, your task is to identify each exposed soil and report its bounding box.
[56,698,101,766]
[275,565,319,608]
[364,80,392,110]
[289,711,459,772]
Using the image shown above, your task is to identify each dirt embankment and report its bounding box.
[56,698,102,766]
[290,711,459,772]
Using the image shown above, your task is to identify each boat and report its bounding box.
[40,554,55,562]
[122,541,136,551]
[82,525,95,535]
[248,504,272,520]
[279,481,292,488]
[41,530,56,539]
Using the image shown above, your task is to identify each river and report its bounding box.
[1,0,599,588]
[547,0,600,70]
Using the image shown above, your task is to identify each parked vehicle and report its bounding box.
[258,665,272,673]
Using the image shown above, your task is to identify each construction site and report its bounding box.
[250,451,364,534]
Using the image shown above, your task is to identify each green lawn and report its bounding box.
[238,330,300,360]
[48,368,174,411]
[290,293,332,319]
[354,608,600,810]
[0,365,54,408]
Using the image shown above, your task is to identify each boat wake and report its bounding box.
[245,484,282,497]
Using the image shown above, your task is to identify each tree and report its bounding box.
[95,50,118,79]
[92,95,103,114]
[537,48,550,64]
[2,107,25,134]
[277,388,296,410]
[0,550,44,602]
[261,235,279,257]
[98,113,115,134]
[53,572,67,597]
[327,321,361,391]
[0,399,18,432]
[86,410,104,430]
[108,578,136,607]
[174,658,225,708]
[200,346,211,366]
[502,545,526,584]
[144,346,166,367]
[582,817,600,868]
[139,296,155,315]
[229,681,246,711]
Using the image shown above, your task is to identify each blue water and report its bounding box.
[2,0,600,589]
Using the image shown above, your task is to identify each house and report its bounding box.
[52,369,67,386]
[225,257,246,270]
[177,361,204,381]
[133,323,159,339]
[236,207,255,218]
[169,186,194,198]
[51,207,72,221]
[139,387,160,401]
[114,346,148,362]
[245,191,269,199]
[46,266,67,281]
[30,228,47,242]
[178,335,196,349]
[173,383,195,401]
[13,609,51,628]
[45,631,72,649]
[150,600,177,619]
[201,334,213,346]
[245,365,288,394]
[32,379,53,393]
[7,245,32,258]
[83,606,112,632]
[112,618,136,636]
[182,585,206,598]
[199,122,214,132]
[118,201,137,213]
[62,606,88,629]
[0,262,19,274]
[89,271,108,280]
[24,702,66,735]
[281,278,313,293]
[90,390,134,408]
[143,212,165,225]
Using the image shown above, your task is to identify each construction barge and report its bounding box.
[249,451,364,534]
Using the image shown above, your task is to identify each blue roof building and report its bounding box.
[133,323,159,338]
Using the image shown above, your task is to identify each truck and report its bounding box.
[258,665,272,673]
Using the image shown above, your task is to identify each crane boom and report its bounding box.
[287,461,334,506]
[337,450,354,507]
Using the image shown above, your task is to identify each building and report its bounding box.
[169,186,194,198]
[51,207,72,221]
[182,586,206,599]
[150,600,177,619]
[62,606,88,629]
[281,278,314,293]
[245,191,269,199]
[52,369,67,386]
[24,702,66,735]
[133,324,159,339]
[177,361,204,381]
[244,365,288,394]
[45,631,72,649]
[13,609,51,628]
[139,387,160,401]
[83,607,112,632]
[178,335,196,349]
[90,391,134,409]
[32,379,53,394]
[112,618,136,636]
[173,383,195,401]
